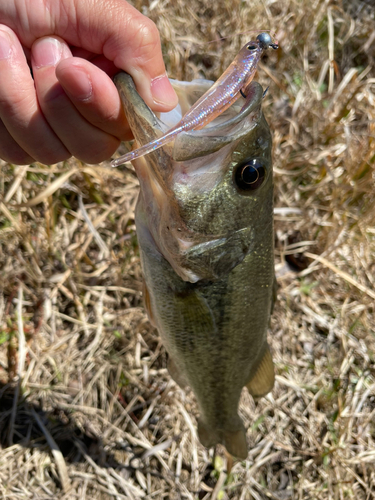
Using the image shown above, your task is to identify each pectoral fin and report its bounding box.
[246,346,275,400]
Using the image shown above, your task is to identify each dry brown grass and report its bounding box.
[1,0,375,498]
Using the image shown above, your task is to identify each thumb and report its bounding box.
[65,0,178,111]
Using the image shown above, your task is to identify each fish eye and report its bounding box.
[246,44,257,51]
[234,158,266,193]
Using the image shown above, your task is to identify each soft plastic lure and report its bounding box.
[111,32,278,167]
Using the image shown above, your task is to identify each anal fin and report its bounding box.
[246,345,275,400]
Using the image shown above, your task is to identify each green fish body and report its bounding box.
[115,73,275,459]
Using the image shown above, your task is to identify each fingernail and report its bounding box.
[151,74,178,106]
[60,65,93,101]
[0,30,13,60]
[32,37,66,68]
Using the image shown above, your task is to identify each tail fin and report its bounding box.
[198,419,248,460]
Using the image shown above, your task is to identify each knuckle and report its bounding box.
[0,91,33,118]
[140,18,160,43]
[0,94,39,136]
[132,19,161,61]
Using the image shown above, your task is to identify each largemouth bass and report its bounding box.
[115,71,275,459]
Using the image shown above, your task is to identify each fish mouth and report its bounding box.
[159,79,264,161]
[114,72,264,163]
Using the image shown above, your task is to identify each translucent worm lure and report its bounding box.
[111,32,278,167]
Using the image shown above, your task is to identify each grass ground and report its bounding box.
[0,0,375,498]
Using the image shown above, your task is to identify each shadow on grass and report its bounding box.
[0,382,217,498]
[0,382,129,469]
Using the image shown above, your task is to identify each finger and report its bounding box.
[0,0,178,112]
[0,119,34,165]
[71,0,179,111]
[31,36,121,164]
[56,57,132,141]
[99,7,179,112]
[83,54,120,79]
[0,25,70,164]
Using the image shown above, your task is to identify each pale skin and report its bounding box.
[0,0,178,165]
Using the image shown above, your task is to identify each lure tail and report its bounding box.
[111,126,181,167]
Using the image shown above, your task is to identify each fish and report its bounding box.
[114,64,275,459]
[111,32,278,168]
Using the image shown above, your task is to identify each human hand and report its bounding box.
[0,0,178,165]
